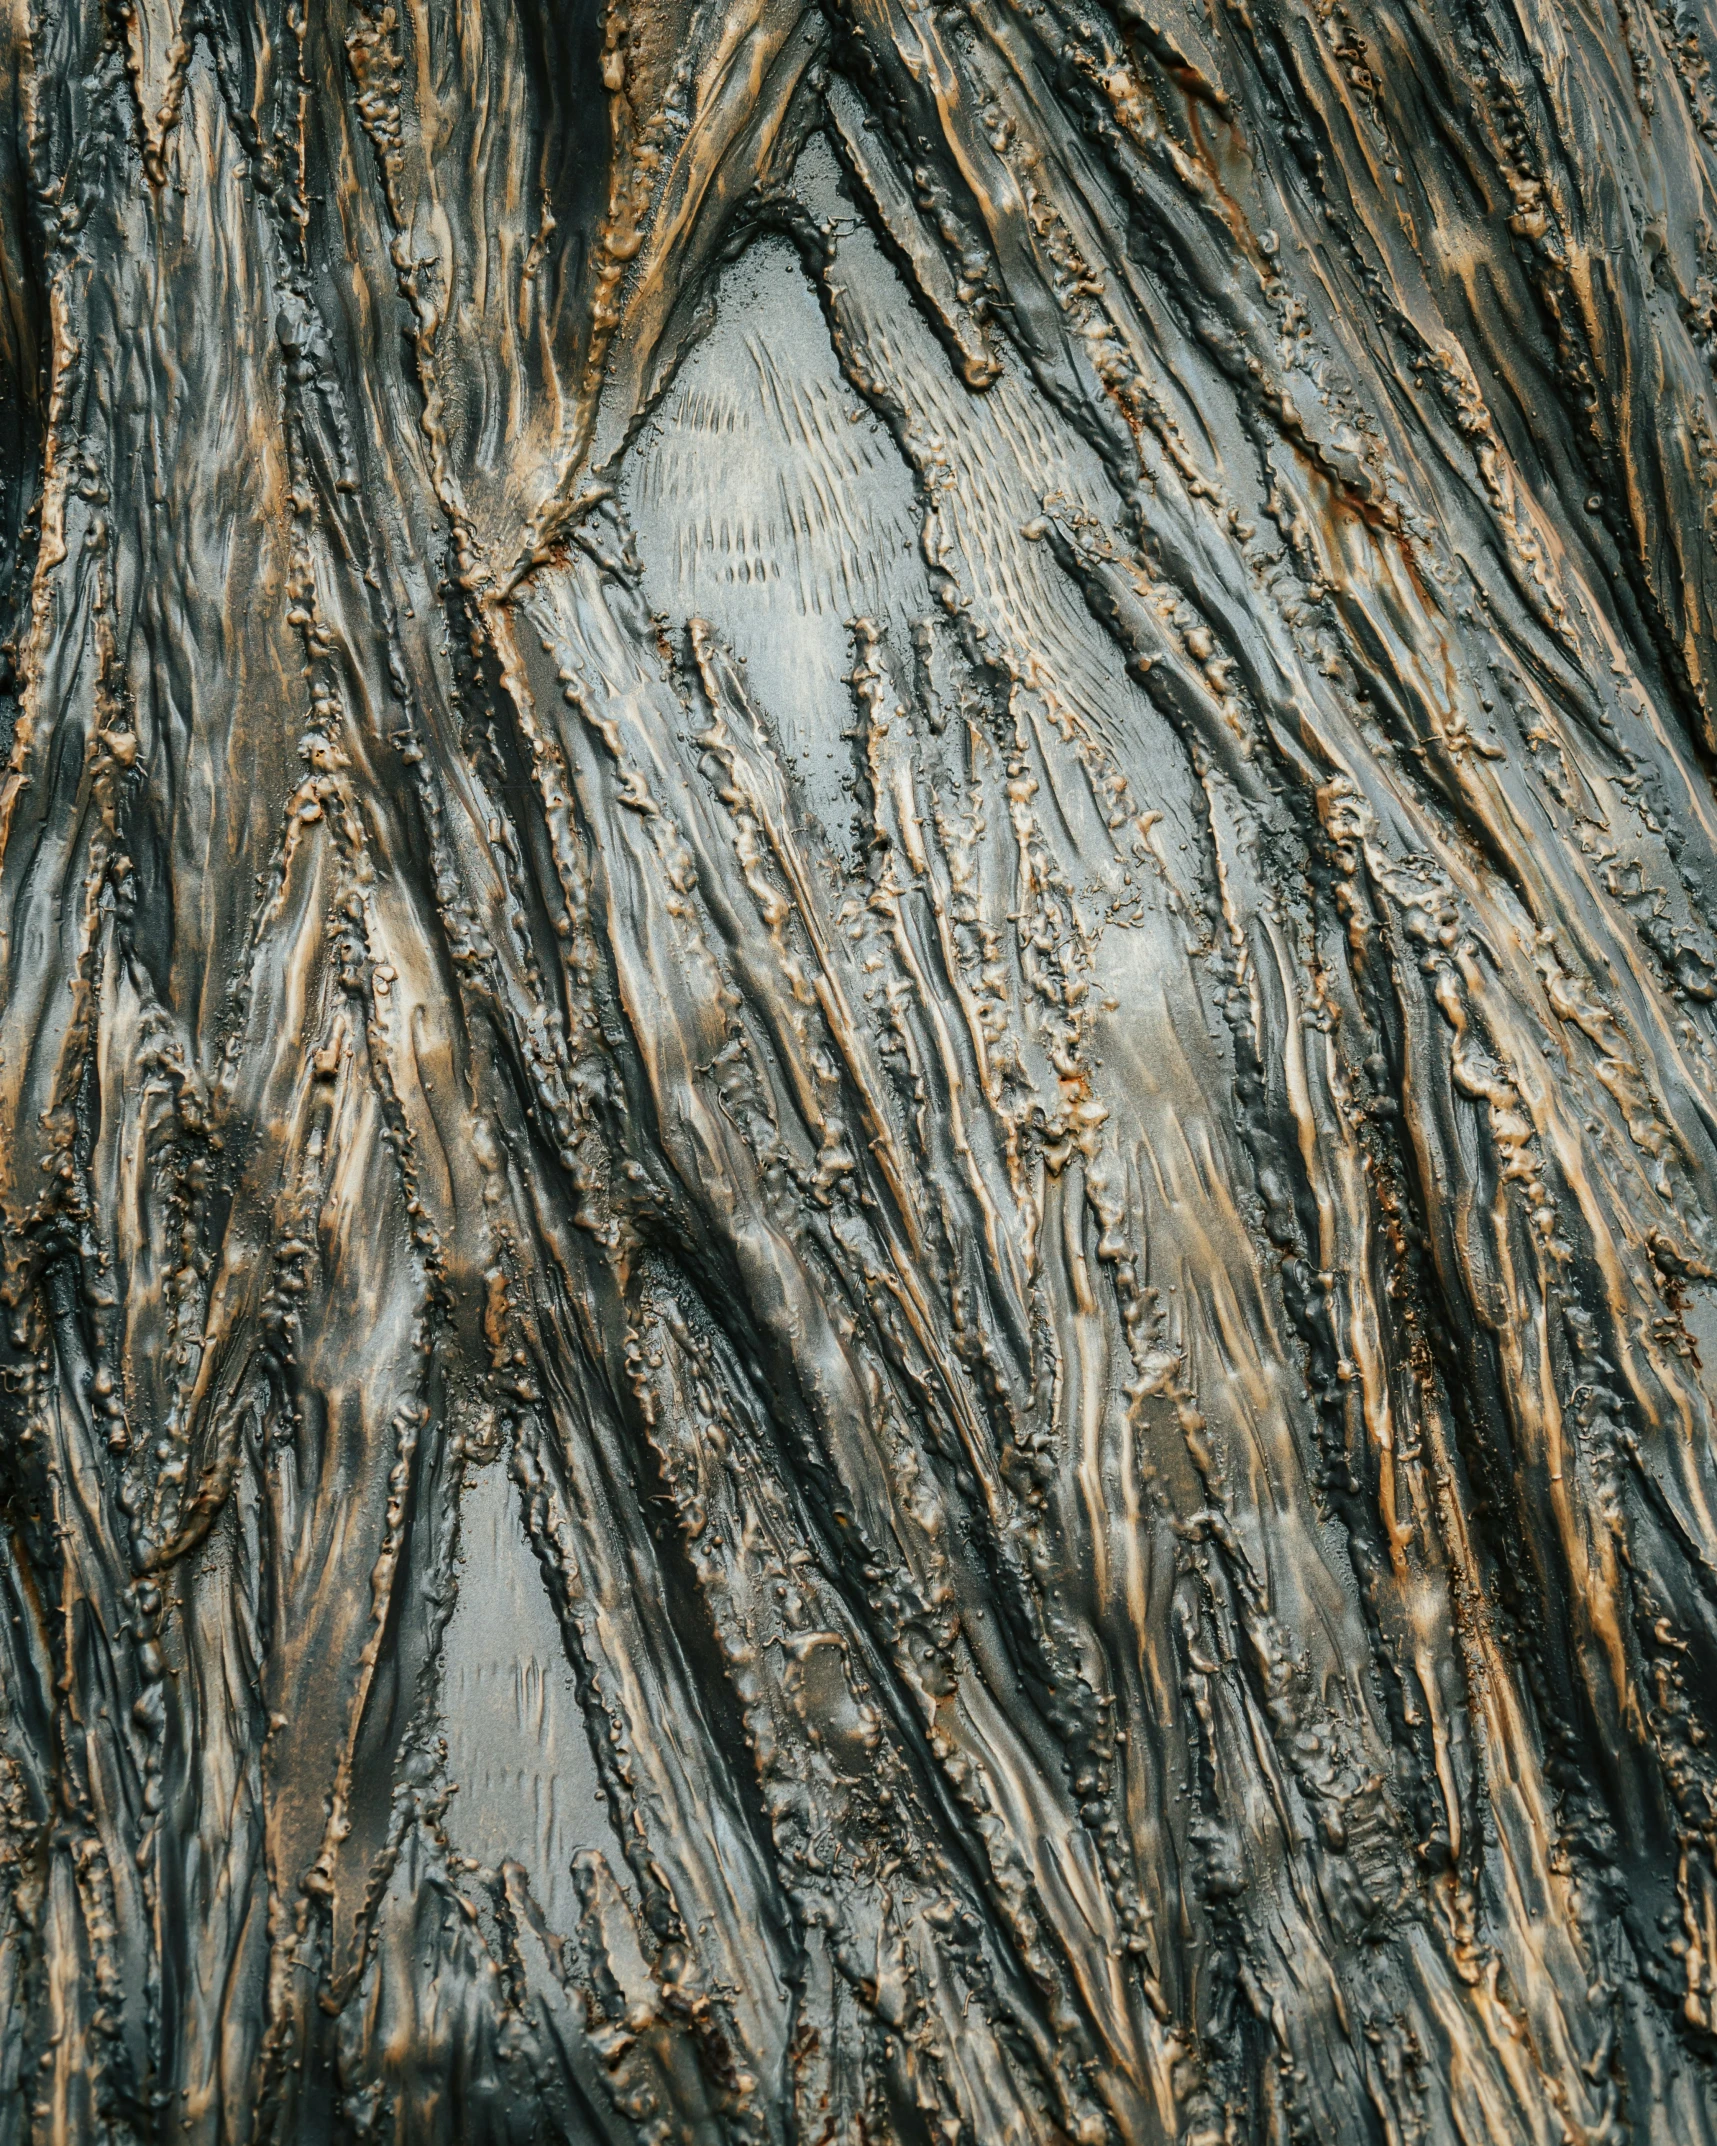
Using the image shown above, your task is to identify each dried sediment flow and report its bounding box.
[5,0,1717,2137]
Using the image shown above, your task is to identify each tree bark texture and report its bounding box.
[4,0,1717,2137]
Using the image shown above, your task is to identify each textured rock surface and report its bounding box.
[4,0,1717,2137]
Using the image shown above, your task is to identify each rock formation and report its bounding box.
[2,0,1716,2137]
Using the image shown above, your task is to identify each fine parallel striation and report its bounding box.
[2,0,1717,2139]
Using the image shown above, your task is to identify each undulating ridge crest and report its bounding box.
[1,0,1717,2139]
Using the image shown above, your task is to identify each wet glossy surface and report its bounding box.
[4,0,1717,2138]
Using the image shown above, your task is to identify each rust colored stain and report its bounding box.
[1,1,1716,2141]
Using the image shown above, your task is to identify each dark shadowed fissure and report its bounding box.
[5,1,1717,2142]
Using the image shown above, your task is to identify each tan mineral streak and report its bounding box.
[3,0,1717,2140]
